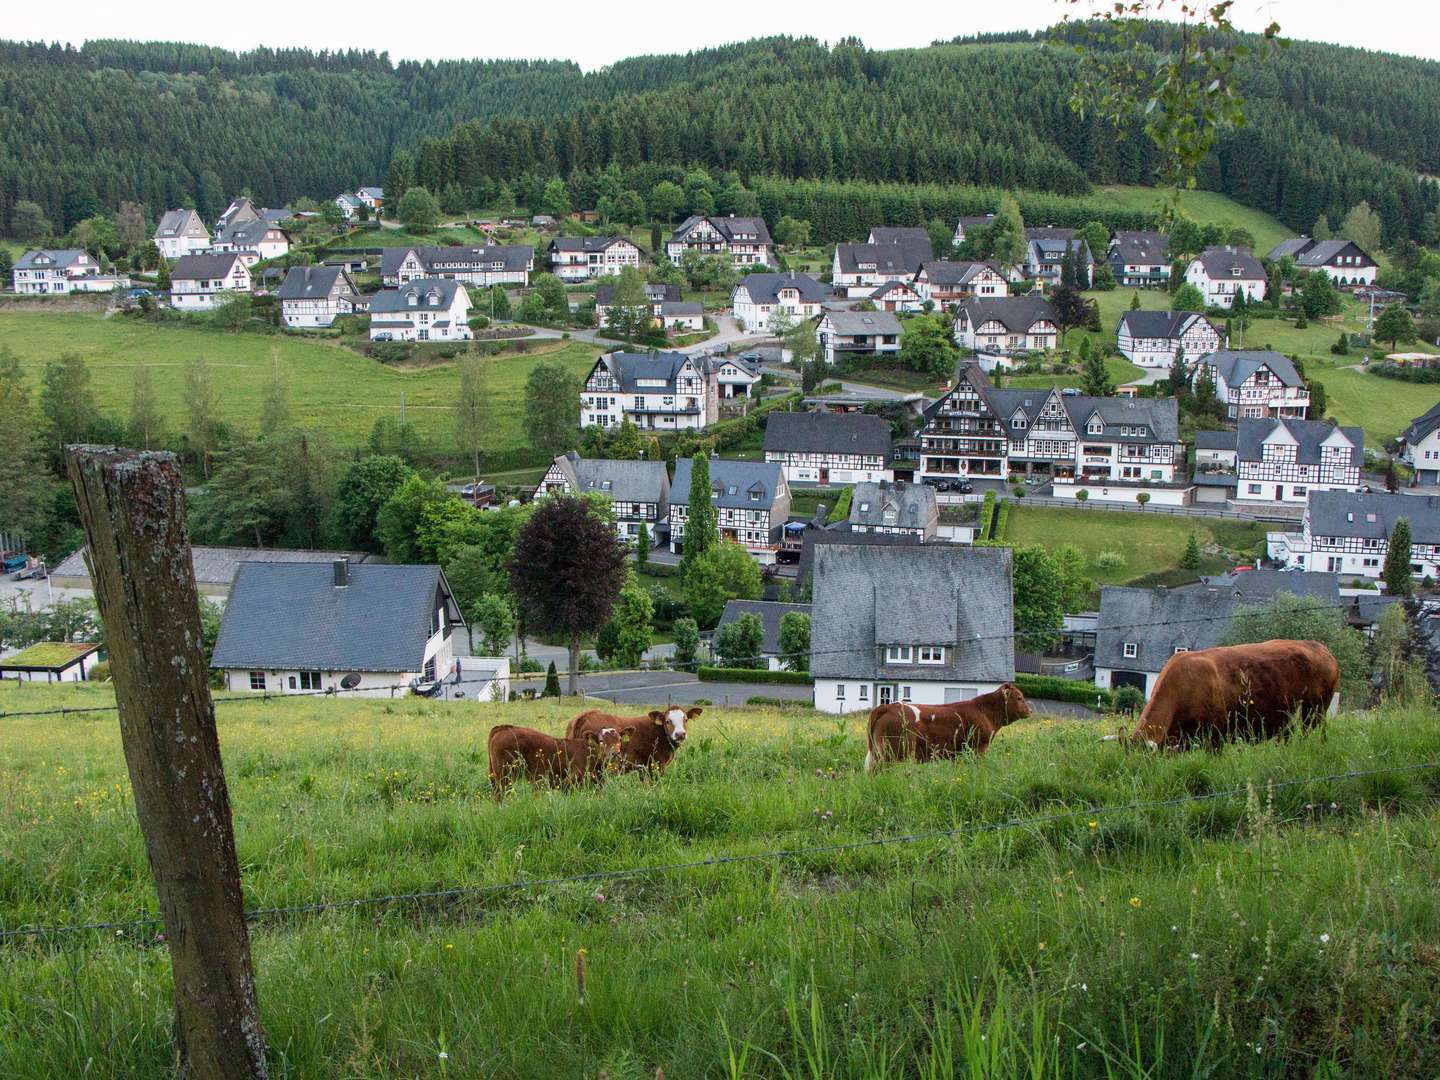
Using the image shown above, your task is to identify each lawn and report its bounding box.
[3,681,1440,1076]
[1,310,599,457]
[1005,504,1265,585]
[1088,185,1294,253]
[1002,354,1145,391]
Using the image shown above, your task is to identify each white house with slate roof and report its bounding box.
[1400,401,1440,485]
[1268,237,1377,287]
[731,271,826,333]
[1270,491,1440,581]
[277,265,360,327]
[849,480,938,541]
[816,309,901,366]
[666,215,773,267]
[1107,230,1170,288]
[953,296,1060,354]
[535,451,670,545]
[381,245,532,287]
[870,280,924,313]
[1233,418,1364,505]
[210,217,289,265]
[1094,585,1237,698]
[1184,247,1267,308]
[582,350,719,430]
[170,253,250,309]
[707,353,762,399]
[831,235,932,296]
[915,260,1008,307]
[811,544,1014,714]
[763,411,892,485]
[369,278,472,341]
[211,559,467,696]
[12,249,129,294]
[1201,350,1310,420]
[1023,228,1093,286]
[669,457,791,563]
[595,282,680,327]
[716,599,812,670]
[1116,310,1222,368]
[547,236,644,281]
[153,209,211,260]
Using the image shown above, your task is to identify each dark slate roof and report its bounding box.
[211,562,452,673]
[958,295,1059,333]
[848,481,936,530]
[1109,230,1169,265]
[672,215,772,245]
[737,272,827,304]
[171,253,243,280]
[1403,401,1440,445]
[868,227,932,248]
[924,260,1004,286]
[357,187,384,200]
[671,457,785,511]
[260,208,293,223]
[716,600,812,656]
[369,277,466,314]
[595,350,700,393]
[660,300,704,317]
[820,309,902,336]
[1117,309,1215,340]
[216,217,284,248]
[1235,418,1363,468]
[1026,229,1093,262]
[837,235,933,276]
[595,282,680,306]
[277,265,353,300]
[549,452,669,506]
[154,209,209,239]
[1194,428,1238,451]
[1307,491,1440,544]
[1191,570,1341,606]
[1267,237,1311,260]
[15,249,89,270]
[1205,350,1304,389]
[763,411,892,458]
[870,280,920,298]
[796,529,919,583]
[50,545,374,588]
[1095,586,1236,673]
[549,236,636,253]
[380,245,532,277]
[982,387,1180,443]
[1266,237,1375,268]
[1191,246,1265,280]
[811,545,1013,682]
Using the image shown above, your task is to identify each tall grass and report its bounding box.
[2,683,1439,1076]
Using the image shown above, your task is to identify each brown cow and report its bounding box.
[1129,639,1340,749]
[487,723,621,799]
[864,683,1032,772]
[566,706,700,773]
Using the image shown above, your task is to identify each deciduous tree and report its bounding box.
[454,354,489,477]
[182,357,221,478]
[778,610,811,672]
[715,611,764,668]
[128,364,165,449]
[523,361,579,457]
[1384,517,1414,598]
[683,541,762,628]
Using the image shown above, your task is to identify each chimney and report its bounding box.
[814,503,829,526]
[333,558,350,587]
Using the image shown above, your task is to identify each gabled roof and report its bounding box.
[868,227,931,248]
[671,215,772,245]
[870,280,920,298]
[216,217,285,249]
[796,528,921,582]
[1190,569,1341,606]
[594,350,699,393]
[820,309,902,336]
[849,481,936,530]
[763,410,892,458]
[1190,246,1266,280]
[369,277,467,314]
[171,253,245,280]
[1117,309,1217,341]
[1109,230,1169,265]
[919,259,1003,286]
[1266,237,1376,268]
[1095,586,1235,674]
[1194,428,1238,451]
[259,208,292,223]
[1235,418,1363,468]
[1267,237,1312,260]
[736,272,826,304]
[1205,350,1304,389]
[380,245,533,277]
[211,561,456,673]
[671,457,784,511]
[548,452,669,506]
[356,187,384,199]
[834,243,928,277]
[660,300,704,317]
[811,545,1013,682]
[154,209,210,241]
[716,600,812,656]
[1403,401,1440,445]
[277,265,355,300]
[982,387,1179,443]
[51,544,375,588]
[595,282,680,306]
[1306,491,1440,543]
[16,248,91,270]
[957,295,1059,333]
[1026,229,1093,262]
[549,235,637,254]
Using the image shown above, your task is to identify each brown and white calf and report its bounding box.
[487,723,621,799]
[566,706,700,773]
[864,683,1032,771]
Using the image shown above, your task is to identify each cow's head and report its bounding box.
[650,706,701,746]
[997,682,1032,725]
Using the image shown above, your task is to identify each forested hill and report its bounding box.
[1,29,1436,241]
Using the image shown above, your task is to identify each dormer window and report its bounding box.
[727,485,738,496]
[407,293,418,307]
[1173,646,1188,655]
[859,501,871,513]
[1123,642,1138,658]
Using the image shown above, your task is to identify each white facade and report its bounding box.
[816,311,902,366]
[1116,314,1222,369]
[12,250,128,295]
[1234,426,1361,506]
[813,677,1003,715]
[1401,427,1440,485]
[765,450,891,486]
[1049,479,1193,507]
[581,353,719,431]
[170,257,251,310]
[369,281,473,342]
[153,210,212,260]
[549,238,644,282]
[732,282,823,334]
[666,216,772,267]
[954,312,1058,354]
[386,247,531,288]
[1184,255,1266,309]
[915,263,1008,307]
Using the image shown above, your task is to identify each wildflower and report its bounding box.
[1170,925,1179,933]
[444,943,454,950]
[1190,952,1200,960]
[594,892,606,904]
[1087,820,1097,829]
[1076,1042,1087,1051]
[439,1052,449,1061]
[1319,933,1330,945]
[1038,941,1046,950]
[1129,896,1141,908]
[1080,983,1087,992]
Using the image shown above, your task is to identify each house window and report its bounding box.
[298,671,323,691]
[249,671,266,690]
[1173,646,1188,655]
[833,683,847,701]
[918,646,945,665]
[1123,642,1138,659]
[886,645,913,663]
[859,684,870,701]
[901,686,913,702]
[1248,484,1262,495]
[288,676,297,689]
[423,658,437,682]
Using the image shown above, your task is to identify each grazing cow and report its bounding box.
[566,706,700,773]
[1129,639,1340,749]
[487,723,621,799]
[864,683,1032,772]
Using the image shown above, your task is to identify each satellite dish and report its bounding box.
[340,673,362,690]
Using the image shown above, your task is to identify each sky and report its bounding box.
[8,0,1439,68]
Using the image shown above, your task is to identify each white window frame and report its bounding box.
[1123,642,1138,659]
[917,646,945,665]
[835,683,845,700]
[248,671,266,690]
[886,645,913,664]
[859,684,870,701]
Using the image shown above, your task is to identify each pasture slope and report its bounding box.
[3,682,1440,1077]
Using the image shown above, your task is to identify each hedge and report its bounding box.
[697,666,813,685]
[1371,363,1440,384]
[1015,673,1113,710]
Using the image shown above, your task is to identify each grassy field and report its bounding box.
[1,310,599,456]
[1088,186,1293,253]
[1006,505,1265,584]
[2,682,1439,1077]
[1002,354,1146,391]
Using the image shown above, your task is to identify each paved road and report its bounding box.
[515,314,765,356]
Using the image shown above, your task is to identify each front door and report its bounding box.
[1275,485,1284,501]
[878,685,893,706]
[819,468,829,485]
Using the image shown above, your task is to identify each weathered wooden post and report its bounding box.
[66,446,267,1080]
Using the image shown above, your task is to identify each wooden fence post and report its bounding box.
[66,446,267,1080]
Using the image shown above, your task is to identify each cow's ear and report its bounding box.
[648,710,666,724]
[686,706,704,719]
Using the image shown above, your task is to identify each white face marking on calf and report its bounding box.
[666,708,688,742]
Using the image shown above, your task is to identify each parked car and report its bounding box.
[124,287,154,299]
[2,552,30,573]
[1061,387,1079,396]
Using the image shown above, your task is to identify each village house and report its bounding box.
[594,281,680,327]
[381,245,533,287]
[815,309,902,366]
[1023,228,1094,286]
[276,265,361,328]
[811,544,1014,714]
[211,559,468,696]
[731,271,826,333]
[1107,230,1171,288]
[849,480,938,541]
[1267,237,1378,287]
[546,236,645,282]
[952,214,996,245]
[0,642,103,684]
[368,278,472,342]
[581,350,719,430]
[715,599,812,670]
[1201,350,1310,420]
[1115,309,1223,369]
[659,300,705,331]
[666,215,773,267]
[210,216,290,265]
[1184,247,1267,308]
[169,252,251,310]
[1094,585,1236,699]
[1399,401,1440,485]
[1269,491,1440,581]
[831,233,932,296]
[869,280,924,312]
[763,410,893,486]
[668,457,791,563]
[355,187,384,212]
[152,209,212,260]
[1232,418,1364,505]
[334,193,363,221]
[11,249,129,294]
[953,295,1060,354]
[706,353,763,399]
[535,451,670,545]
[915,260,1008,307]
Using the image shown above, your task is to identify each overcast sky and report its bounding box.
[9,0,1438,68]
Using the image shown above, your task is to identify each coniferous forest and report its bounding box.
[1,28,1436,240]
